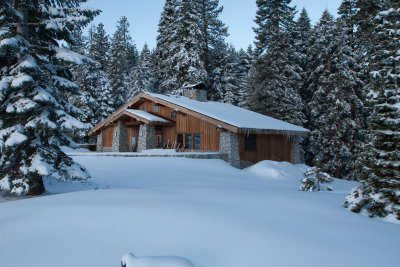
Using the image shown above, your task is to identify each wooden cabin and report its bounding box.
[88,84,309,168]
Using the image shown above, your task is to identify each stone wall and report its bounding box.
[291,136,302,164]
[112,121,129,152]
[183,89,207,102]
[137,124,156,152]
[219,131,241,168]
[96,131,104,152]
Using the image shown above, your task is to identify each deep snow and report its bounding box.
[0,157,399,267]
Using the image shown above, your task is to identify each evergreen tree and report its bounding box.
[293,8,312,108]
[299,166,333,192]
[251,0,305,126]
[209,42,227,101]
[345,1,400,220]
[238,46,255,109]
[169,0,207,94]
[353,0,381,52]
[128,44,156,99]
[196,0,228,72]
[0,0,99,195]
[88,23,110,71]
[108,16,137,108]
[156,0,226,94]
[222,46,242,105]
[155,0,180,92]
[86,23,114,121]
[306,11,364,178]
[68,29,95,142]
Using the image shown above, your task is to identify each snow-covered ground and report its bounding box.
[0,157,399,267]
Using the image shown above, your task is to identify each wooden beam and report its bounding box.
[123,122,142,126]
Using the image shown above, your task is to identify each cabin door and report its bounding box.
[155,126,162,148]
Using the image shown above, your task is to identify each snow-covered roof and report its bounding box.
[146,92,308,132]
[125,109,169,123]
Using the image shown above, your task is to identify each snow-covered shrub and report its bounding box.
[299,167,333,191]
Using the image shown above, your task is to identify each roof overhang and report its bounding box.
[88,100,174,135]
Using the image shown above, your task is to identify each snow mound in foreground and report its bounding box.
[121,253,194,267]
[245,160,308,180]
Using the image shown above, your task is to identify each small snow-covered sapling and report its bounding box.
[299,167,333,192]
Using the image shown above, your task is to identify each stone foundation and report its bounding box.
[112,121,129,152]
[137,124,156,152]
[219,131,241,168]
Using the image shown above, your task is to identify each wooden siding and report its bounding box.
[137,100,220,150]
[103,126,114,147]
[238,134,292,164]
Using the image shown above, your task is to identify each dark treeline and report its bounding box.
[0,0,399,220]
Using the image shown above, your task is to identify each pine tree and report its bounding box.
[169,0,208,94]
[251,0,305,126]
[88,23,110,71]
[128,44,156,99]
[299,166,333,192]
[293,8,312,109]
[353,0,381,52]
[238,46,255,109]
[68,28,95,143]
[108,16,137,108]
[0,0,99,195]
[86,23,114,121]
[306,11,364,178]
[196,0,228,86]
[155,0,180,92]
[344,1,400,220]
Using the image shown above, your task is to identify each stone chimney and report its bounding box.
[183,83,208,102]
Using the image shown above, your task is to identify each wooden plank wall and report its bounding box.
[103,126,114,147]
[238,133,292,163]
[137,100,220,150]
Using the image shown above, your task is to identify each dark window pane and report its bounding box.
[177,134,183,149]
[185,134,192,149]
[245,134,257,151]
[171,111,176,118]
[194,133,201,149]
[154,103,159,112]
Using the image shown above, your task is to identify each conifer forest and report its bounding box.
[0,0,399,221]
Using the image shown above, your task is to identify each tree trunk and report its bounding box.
[16,2,28,37]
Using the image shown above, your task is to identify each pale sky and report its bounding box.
[84,0,343,51]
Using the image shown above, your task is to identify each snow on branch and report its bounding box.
[52,75,78,90]
[54,46,93,65]
[0,125,27,152]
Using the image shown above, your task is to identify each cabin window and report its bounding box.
[171,111,176,118]
[177,134,183,149]
[245,134,257,151]
[185,134,192,149]
[153,103,159,112]
[194,133,201,149]
[142,106,146,112]
[155,125,162,132]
